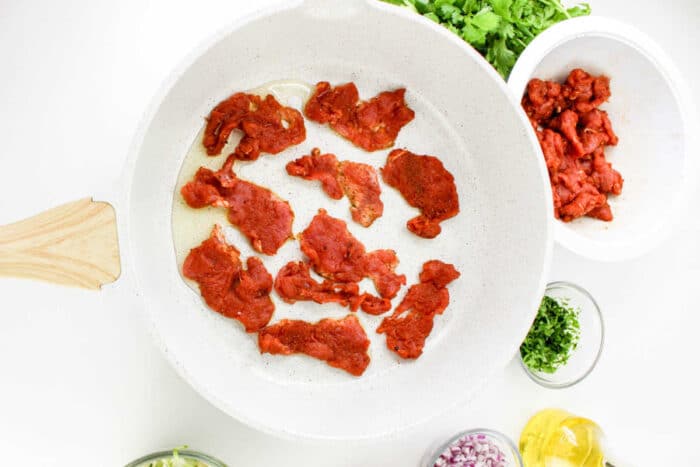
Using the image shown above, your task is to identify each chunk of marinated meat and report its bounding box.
[181,155,294,255]
[275,261,360,308]
[381,149,459,238]
[590,148,623,195]
[258,315,371,376]
[537,128,567,174]
[550,110,585,157]
[285,148,343,199]
[305,82,414,151]
[557,185,608,222]
[377,260,460,359]
[203,93,305,160]
[522,78,567,122]
[286,148,384,227]
[579,109,619,146]
[274,260,392,315]
[566,69,612,114]
[337,160,383,227]
[299,209,406,299]
[183,226,274,332]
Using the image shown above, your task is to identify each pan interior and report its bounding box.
[171,75,481,385]
[128,1,550,438]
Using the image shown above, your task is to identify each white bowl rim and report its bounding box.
[507,16,699,262]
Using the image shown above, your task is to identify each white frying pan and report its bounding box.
[0,0,552,439]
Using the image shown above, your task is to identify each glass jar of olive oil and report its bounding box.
[519,409,616,467]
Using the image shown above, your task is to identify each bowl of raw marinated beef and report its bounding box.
[508,16,698,262]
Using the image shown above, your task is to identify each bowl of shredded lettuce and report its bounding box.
[125,447,226,467]
[380,0,590,78]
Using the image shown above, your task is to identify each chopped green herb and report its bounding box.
[520,295,581,374]
[380,0,591,78]
[140,446,211,467]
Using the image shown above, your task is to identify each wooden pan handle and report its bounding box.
[0,198,120,290]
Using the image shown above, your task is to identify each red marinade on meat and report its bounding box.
[299,209,406,299]
[286,148,384,227]
[304,82,414,152]
[274,261,392,315]
[338,159,383,228]
[381,149,460,238]
[286,148,343,199]
[522,68,622,222]
[258,315,371,376]
[203,92,305,161]
[377,260,460,359]
[181,155,294,255]
[183,226,274,332]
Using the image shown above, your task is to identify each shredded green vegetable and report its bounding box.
[520,295,581,374]
[140,447,210,467]
[380,0,591,78]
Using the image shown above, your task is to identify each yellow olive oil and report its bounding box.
[520,409,607,467]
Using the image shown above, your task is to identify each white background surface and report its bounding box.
[0,0,698,465]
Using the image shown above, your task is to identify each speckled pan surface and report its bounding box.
[123,0,552,439]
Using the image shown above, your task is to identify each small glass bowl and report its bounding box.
[519,281,604,389]
[125,449,227,467]
[426,428,523,467]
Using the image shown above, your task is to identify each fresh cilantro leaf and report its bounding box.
[472,9,501,32]
[425,12,441,22]
[486,35,517,77]
[462,0,481,13]
[413,0,434,14]
[568,3,591,17]
[490,0,512,18]
[462,22,488,47]
[446,23,461,35]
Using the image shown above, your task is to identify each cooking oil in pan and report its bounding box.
[171,79,313,283]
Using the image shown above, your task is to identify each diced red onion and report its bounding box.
[433,433,509,467]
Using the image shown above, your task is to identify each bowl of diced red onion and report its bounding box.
[427,429,523,467]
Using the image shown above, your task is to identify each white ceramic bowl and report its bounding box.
[508,17,698,262]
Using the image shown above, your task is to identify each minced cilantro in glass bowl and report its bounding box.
[519,281,604,389]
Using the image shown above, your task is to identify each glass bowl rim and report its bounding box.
[518,280,605,389]
[428,428,524,466]
[124,449,227,467]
